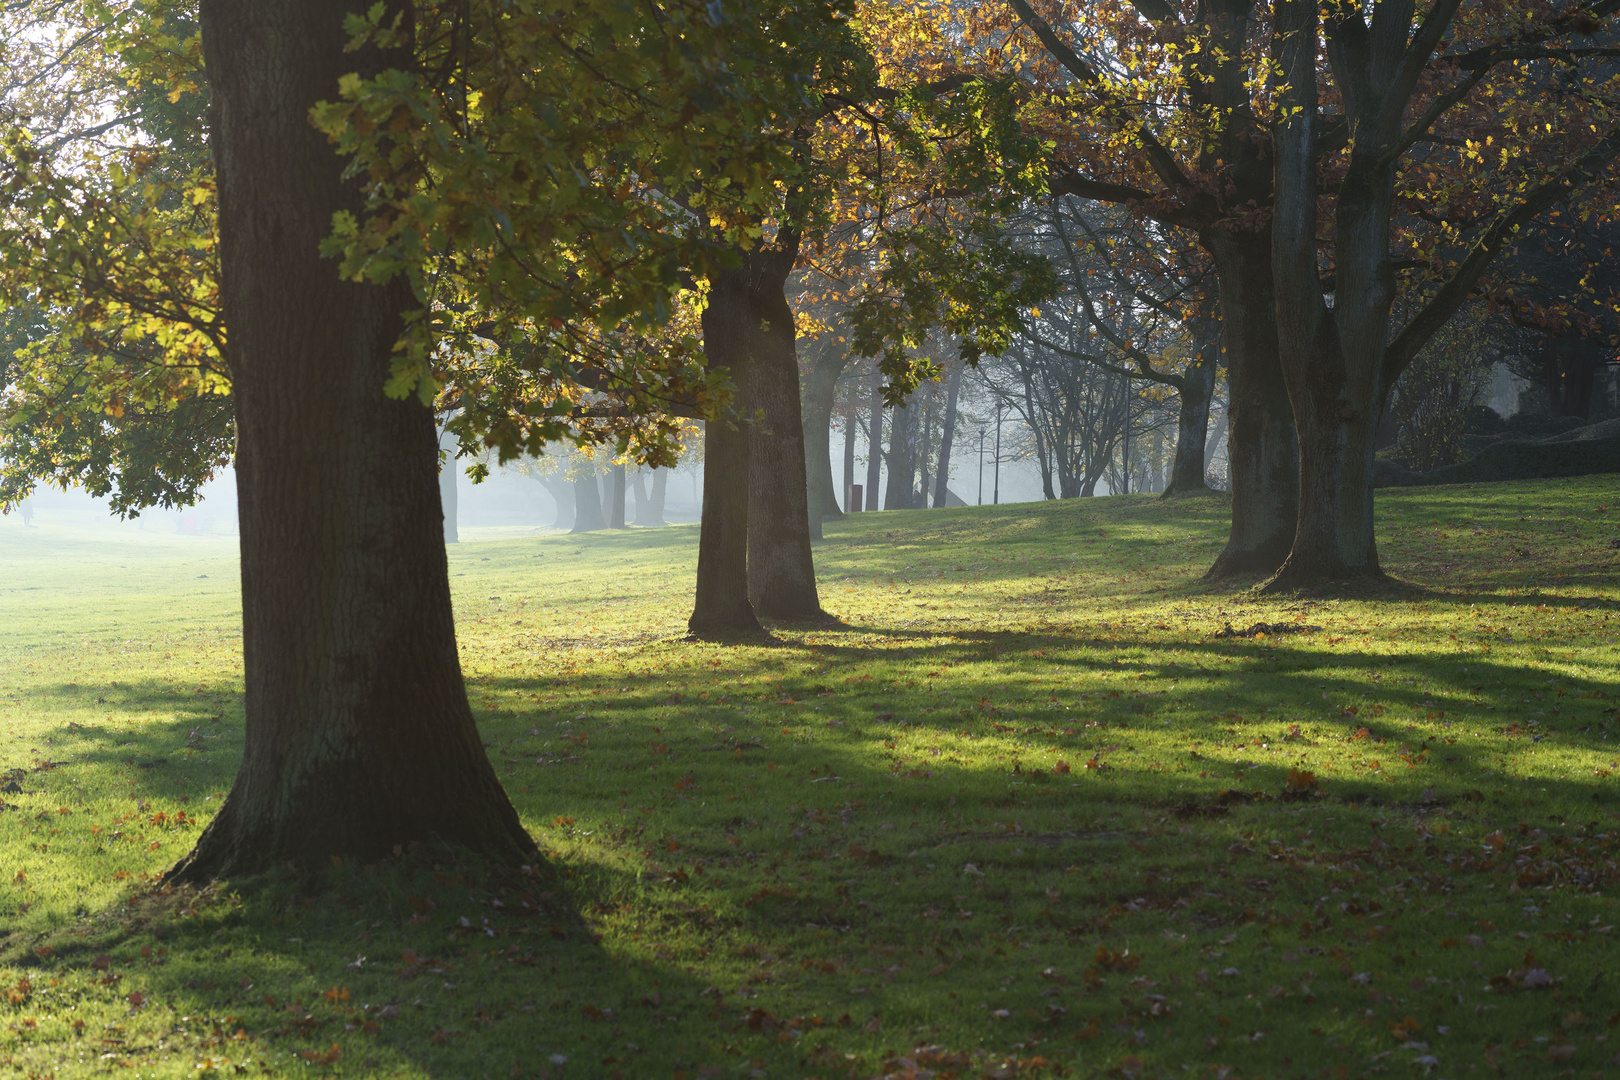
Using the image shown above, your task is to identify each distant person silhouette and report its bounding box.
[19,499,35,527]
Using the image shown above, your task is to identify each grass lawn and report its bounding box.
[1,476,1618,1080]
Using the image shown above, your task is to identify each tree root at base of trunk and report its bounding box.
[1257,566,1433,599]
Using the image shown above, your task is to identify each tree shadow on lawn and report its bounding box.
[2,847,767,1080]
[9,657,1619,1075]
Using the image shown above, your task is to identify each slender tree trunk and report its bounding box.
[571,473,606,533]
[932,361,962,508]
[884,400,917,509]
[1202,228,1298,579]
[842,411,856,512]
[1163,336,1218,495]
[170,0,533,881]
[918,385,936,508]
[689,276,762,637]
[608,463,627,528]
[801,342,847,524]
[865,370,883,510]
[650,468,668,524]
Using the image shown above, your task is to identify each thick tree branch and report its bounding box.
[1385,0,1464,118]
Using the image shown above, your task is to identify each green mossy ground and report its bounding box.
[1,477,1618,1079]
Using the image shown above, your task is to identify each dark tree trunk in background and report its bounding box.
[1541,337,1606,419]
[571,474,606,533]
[1163,333,1219,495]
[438,449,459,544]
[842,412,856,511]
[170,0,533,881]
[739,238,824,619]
[884,400,916,509]
[865,370,883,510]
[1202,229,1298,579]
[933,361,962,509]
[801,340,848,525]
[608,464,627,528]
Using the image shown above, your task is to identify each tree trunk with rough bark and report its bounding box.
[169,0,533,881]
[741,244,824,619]
[1202,228,1298,578]
[689,267,771,637]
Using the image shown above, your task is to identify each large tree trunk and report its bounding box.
[1162,335,1218,495]
[801,341,848,525]
[1202,228,1298,579]
[864,370,883,510]
[171,0,533,881]
[571,473,606,533]
[742,250,824,618]
[932,360,962,508]
[689,269,766,637]
[1261,0,1387,591]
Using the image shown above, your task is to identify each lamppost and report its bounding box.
[993,399,1003,506]
[976,429,987,506]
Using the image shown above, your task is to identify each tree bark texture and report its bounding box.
[736,242,824,619]
[571,473,606,533]
[933,361,963,508]
[801,341,848,525]
[1202,228,1298,578]
[688,263,782,636]
[173,0,533,880]
[1262,0,1399,590]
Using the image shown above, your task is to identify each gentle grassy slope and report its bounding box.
[1,476,1618,1079]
